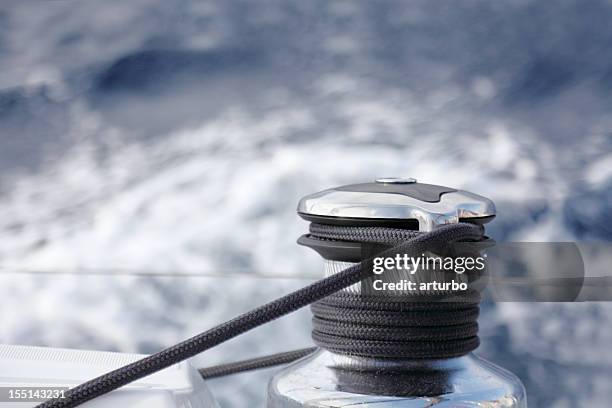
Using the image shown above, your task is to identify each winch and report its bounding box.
[267,178,527,407]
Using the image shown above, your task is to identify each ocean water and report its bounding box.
[0,1,611,406]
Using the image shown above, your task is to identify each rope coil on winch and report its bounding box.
[307,222,483,359]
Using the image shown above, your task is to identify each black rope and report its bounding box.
[35,222,482,408]
[199,347,317,379]
[308,223,483,359]
[309,223,422,243]
[311,293,480,358]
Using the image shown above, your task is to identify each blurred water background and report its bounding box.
[0,1,611,406]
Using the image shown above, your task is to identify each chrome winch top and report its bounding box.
[297,177,495,231]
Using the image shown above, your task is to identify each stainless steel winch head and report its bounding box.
[297,177,496,231]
